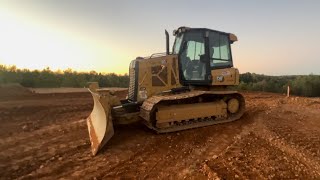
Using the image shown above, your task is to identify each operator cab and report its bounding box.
[172,27,237,86]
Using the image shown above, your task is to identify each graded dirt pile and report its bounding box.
[0,83,34,101]
[0,91,319,179]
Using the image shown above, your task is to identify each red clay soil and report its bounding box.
[0,89,320,179]
[0,84,34,101]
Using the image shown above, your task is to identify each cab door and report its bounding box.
[178,31,211,85]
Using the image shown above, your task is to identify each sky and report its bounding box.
[0,0,319,75]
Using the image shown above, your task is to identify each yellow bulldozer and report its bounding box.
[87,27,245,155]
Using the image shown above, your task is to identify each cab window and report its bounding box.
[186,41,205,61]
[173,34,183,54]
[179,32,206,81]
[209,32,232,68]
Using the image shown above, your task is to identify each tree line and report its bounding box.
[238,72,320,97]
[1,65,319,97]
[0,65,129,88]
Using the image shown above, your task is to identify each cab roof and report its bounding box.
[173,26,238,42]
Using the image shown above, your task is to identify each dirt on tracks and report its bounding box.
[0,90,320,179]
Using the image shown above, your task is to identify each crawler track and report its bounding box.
[140,91,245,133]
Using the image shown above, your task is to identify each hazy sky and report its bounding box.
[0,0,319,75]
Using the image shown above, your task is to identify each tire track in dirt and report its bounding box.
[204,97,320,179]
[0,119,89,179]
[2,92,320,179]
[262,107,320,173]
[254,119,320,176]
[0,118,87,148]
[1,93,262,179]
[17,124,153,179]
[16,135,90,180]
[99,107,258,179]
[0,93,93,180]
[0,101,92,139]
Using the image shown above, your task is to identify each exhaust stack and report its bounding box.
[165,30,170,55]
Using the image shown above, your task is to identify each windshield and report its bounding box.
[172,34,184,54]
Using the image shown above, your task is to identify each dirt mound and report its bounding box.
[1,91,320,179]
[0,83,33,100]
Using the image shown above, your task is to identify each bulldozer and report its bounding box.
[87,27,245,155]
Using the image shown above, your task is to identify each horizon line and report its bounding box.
[0,63,319,76]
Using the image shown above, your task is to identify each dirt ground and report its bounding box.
[0,87,320,179]
[29,87,127,94]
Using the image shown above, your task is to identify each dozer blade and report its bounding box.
[86,83,120,155]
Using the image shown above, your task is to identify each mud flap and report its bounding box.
[86,83,120,155]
